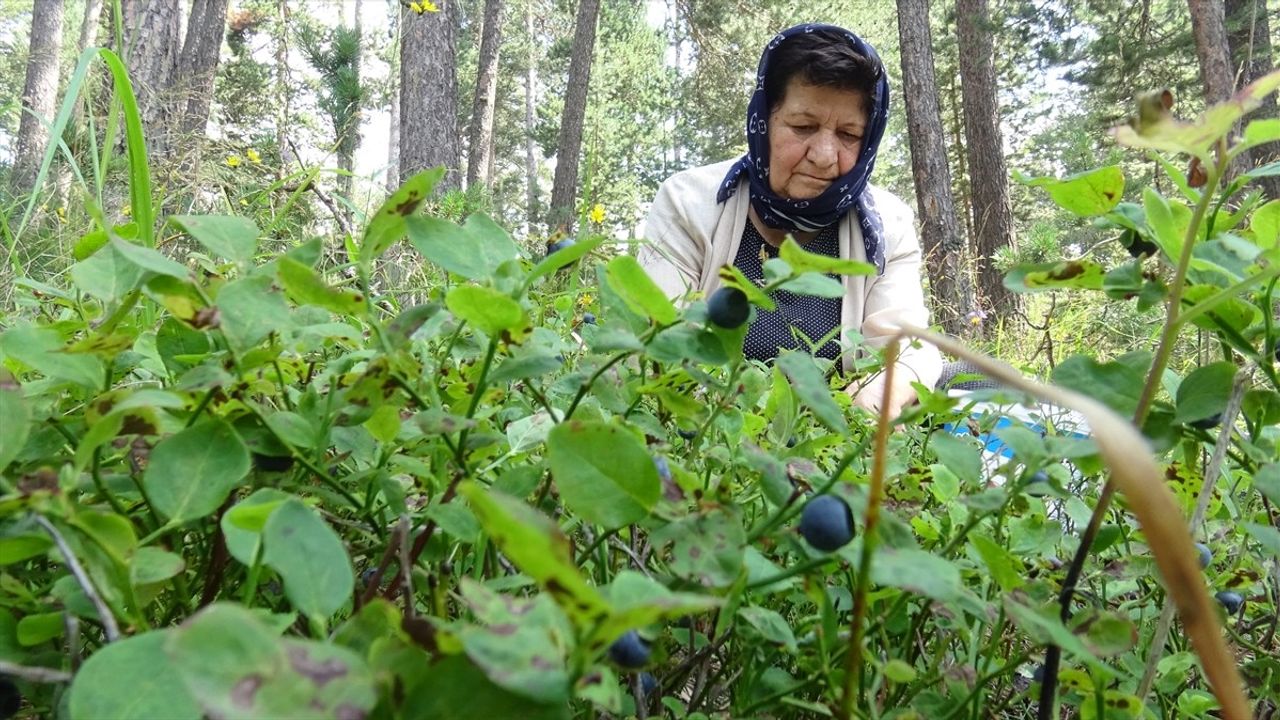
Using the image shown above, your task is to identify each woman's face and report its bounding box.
[767,79,868,200]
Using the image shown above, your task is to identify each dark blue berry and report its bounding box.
[1215,590,1243,614]
[786,436,797,448]
[1194,542,1212,569]
[1122,229,1158,259]
[1189,414,1222,430]
[1031,665,1045,683]
[677,428,697,440]
[546,239,575,257]
[360,568,379,586]
[0,678,19,720]
[707,287,749,329]
[640,672,658,696]
[252,453,294,472]
[608,630,651,668]
[798,495,855,552]
[653,456,672,483]
[582,312,596,325]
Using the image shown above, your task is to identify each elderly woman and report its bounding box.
[639,23,942,417]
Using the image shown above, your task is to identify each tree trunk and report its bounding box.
[387,54,400,192]
[896,0,967,334]
[956,0,1017,317]
[547,0,602,231]
[466,0,505,190]
[77,0,103,54]
[121,0,183,156]
[173,0,231,142]
[399,2,459,189]
[524,0,539,234]
[1187,0,1253,179]
[11,0,65,195]
[275,0,293,178]
[1225,0,1279,198]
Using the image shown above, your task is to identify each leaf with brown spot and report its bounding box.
[361,168,445,264]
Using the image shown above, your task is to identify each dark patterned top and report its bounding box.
[732,221,842,361]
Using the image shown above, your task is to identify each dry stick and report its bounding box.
[0,660,72,684]
[33,515,120,643]
[1136,369,1250,700]
[839,340,898,720]
[894,326,1251,720]
[396,516,415,617]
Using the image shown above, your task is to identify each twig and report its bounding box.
[397,516,415,617]
[0,660,72,683]
[1136,369,1250,699]
[33,515,120,642]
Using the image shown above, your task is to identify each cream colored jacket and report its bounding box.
[637,159,943,388]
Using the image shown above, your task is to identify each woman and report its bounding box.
[639,23,942,418]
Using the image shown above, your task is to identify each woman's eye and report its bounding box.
[840,132,861,143]
[792,125,816,134]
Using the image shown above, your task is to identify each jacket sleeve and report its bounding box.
[859,195,944,390]
[637,176,707,301]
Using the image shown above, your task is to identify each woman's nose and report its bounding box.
[807,132,838,168]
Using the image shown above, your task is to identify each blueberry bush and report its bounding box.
[0,53,1278,720]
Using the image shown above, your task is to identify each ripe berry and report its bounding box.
[546,238,575,257]
[706,287,750,329]
[582,312,596,325]
[1121,228,1158,259]
[1215,590,1243,614]
[677,428,697,440]
[1194,542,1212,569]
[640,672,658,696]
[0,678,19,720]
[798,495,855,552]
[252,453,295,472]
[608,630,651,668]
[1031,665,1045,683]
[1189,414,1222,430]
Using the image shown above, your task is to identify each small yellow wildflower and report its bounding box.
[121,203,132,217]
[577,293,594,308]
[246,148,261,164]
[239,199,249,206]
[409,0,440,13]
[55,207,67,223]
[588,203,606,224]
[226,155,242,168]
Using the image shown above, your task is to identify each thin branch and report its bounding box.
[33,515,120,642]
[0,660,72,683]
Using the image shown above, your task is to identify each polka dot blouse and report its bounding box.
[732,220,842,362]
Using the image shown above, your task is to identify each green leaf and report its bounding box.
[778,237,875,275]
[1004,594,1104,670]
[1017,166,1124,217]
[446,285,531,339]
[69,631,201,720]
[0,373,30,470]
[70,243,146,301]
[884,659,918,684]
[1241,118,1280,150]
[738,606,797,651]
[277,256,365,315]
[216,275,293,351]
[1244,522,1280,557]
[776,352,845,434]
[130,547,186,585]
[594,572,720,647]
[110,237,190,279]
[361,167,445,263]
[1174,361,1237,424]
[143,420,251,523]
[1076,609,1137,658]
[1255,464,1280,505]
[456,581,572,703]
[170,215,259,263]
[262,499,355,619]
[17,612,63,645]
[1143,188,1185,261]
[0,534,51,565]
[546,421,660,529]
[166,603,377,720]
[526,236,606,285]
[1243,390,1280,426]
[1051,352,1150,417]
[0,324,103,390]
[603,255,679,324]
[406,213,520,280]
[460,484,609,625]
[930,433,983,489]
[653,508,746,589]
[402,654,570,720]
[1003,260,1106,292]
[869,548,962,602]
[779,272,844,298]
[1251,200,1279,250]
[969,534,1025,592]
[222,488,292,565]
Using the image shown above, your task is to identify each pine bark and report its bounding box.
[466,0,505,190]
[11,0,65,194]
[77,0,103,55]
[896,0,967,333]
[172,0,231,141]
[399,2,459,189]
[1225,0,1279,198]
[524,0,539,232]
[1187,0,1253,180]
[547,0,602,230]
[956,0,1017,317]
[121,0,183,153]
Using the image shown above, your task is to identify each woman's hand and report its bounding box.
[844,368,919,419]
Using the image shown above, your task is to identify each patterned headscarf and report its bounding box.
[717,23,890,273]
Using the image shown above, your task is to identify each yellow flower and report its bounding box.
[577,293,594,307]
[409,0,440,13]
[246,148,261,164]
[55,207,66,223]
[121,203,132,217]
[226,155,242,168]
[588,204,606,224]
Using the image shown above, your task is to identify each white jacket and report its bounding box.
[638,158,942,388]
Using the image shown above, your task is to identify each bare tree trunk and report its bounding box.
[1188,0,1253,179]
[78,0,103,53]
[897,0,967,333]
[173,0,230,142]
[466,0,505,190]
[400,1,459,189]
[524,0,539,234]
[11,0,65,195]
[1225,0,1279,198]
[547,0,602,230]
[275,0,293,177]
[121,0,183,157]
[387,55,400,192]
[956,0,1017,317]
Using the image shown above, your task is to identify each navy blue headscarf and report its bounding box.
[717,23,890,273]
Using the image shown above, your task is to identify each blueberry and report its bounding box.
[1031,664,1045,683]
[608,630,651,668]
[252,453,294,472]
[0,678,19,720]
[798,495,855,552]
[706,287,749,329]
[786,436,797,448]
[546,238,575,257]
[1194,542,1212,569]
[640,671,658,696]
[1189,414,1222,430]
[1215,590,1243,614]
[360,567,379,586]
[582,312,596,325]
[653,456,672,483]
[677,428,697,440]
[1121,228,1159,259]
